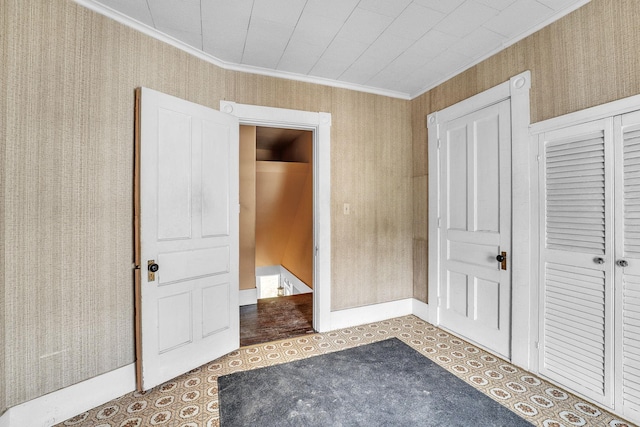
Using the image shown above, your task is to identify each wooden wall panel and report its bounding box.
[411,0,640,304]
[239,126,257,291]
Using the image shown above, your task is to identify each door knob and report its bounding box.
[594,257,605,264]
[148,263,159,273]
[496,254,505,262]
[617,259,629,267]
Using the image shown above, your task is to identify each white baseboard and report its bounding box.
[239,288,258,306]
[330,298,414,330]
[1,363,135,427]
[412,299,430,322]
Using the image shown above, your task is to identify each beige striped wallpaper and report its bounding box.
[2,0,413,409]
[410,0,640,304]
[4,0,638,414]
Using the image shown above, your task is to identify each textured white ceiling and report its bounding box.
[77,0,590,99]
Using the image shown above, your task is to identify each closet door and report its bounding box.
[615,110,640,419]
[538,119,615,406]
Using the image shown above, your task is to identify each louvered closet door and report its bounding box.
[539,119,615,406]
[615,110,640,419]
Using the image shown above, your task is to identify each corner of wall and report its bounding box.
[410,91,429,305]
[0,0,7,414]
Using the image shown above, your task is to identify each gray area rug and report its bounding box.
[218,338,533,426]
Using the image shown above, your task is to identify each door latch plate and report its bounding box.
[148,260,157,282]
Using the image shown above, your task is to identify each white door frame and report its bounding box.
[220,101,332,333]
[427,70,532,368]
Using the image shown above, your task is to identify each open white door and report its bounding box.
[437,99,512,358]
[135,87,239,391]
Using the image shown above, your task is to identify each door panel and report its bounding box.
[539,119,613,405]
[475,279,500,329]
[439,99,512,358]
[157,292,192,353]
[202,120,231,237]
[157,109,193,240]
[136,87,239,391]
[202,281,231,336]
[616,111,640,419]
[157,247,230,284]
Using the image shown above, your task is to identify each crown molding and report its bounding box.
[75,0,590,101]
[74,0,411,100]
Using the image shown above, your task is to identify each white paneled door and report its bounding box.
[135,87,239,391]
[438,99,512,358]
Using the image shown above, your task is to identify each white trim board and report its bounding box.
[530,93,640,134]
[412,299,430,323]
[0,364,135,427]
[239,288,258,306]
[329,299,414,331]
[222,101,332,333]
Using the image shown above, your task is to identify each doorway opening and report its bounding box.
[220,100,332,336]
[239,125,314,346]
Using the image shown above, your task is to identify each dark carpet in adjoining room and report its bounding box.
[218,337,533,426]
[240,293,314,346]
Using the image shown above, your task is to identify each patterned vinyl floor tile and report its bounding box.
[56,316,637,427]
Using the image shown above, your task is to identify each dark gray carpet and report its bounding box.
[218,338,533,426]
